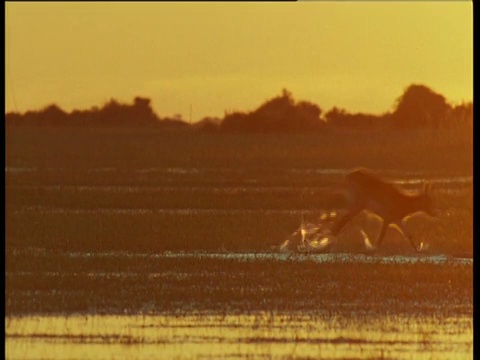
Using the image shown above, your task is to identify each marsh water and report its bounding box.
[5,251,473,360]
[5,133,473,359]
[6,312,473,360]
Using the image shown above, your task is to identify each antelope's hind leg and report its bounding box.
[397,220,425,253]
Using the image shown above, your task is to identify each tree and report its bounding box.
[450,101,473,128]
[391,84,452,128]
[219,89,325,133]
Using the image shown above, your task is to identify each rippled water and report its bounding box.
[6,249,473,359]
[57,251,472,265]
[6,161,472,359]
[5,313,473,360]
[5,165,473,183]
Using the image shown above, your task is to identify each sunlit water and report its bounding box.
[6,162,472,359]
[61,251,473,265]
[5,313,473,360]
[6,250,473,359]
[5,166,472,185]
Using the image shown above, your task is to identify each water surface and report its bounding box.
[6,313,473,360]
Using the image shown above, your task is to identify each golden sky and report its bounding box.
[5,2,473,121]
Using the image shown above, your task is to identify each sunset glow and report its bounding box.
[5,2,472,121]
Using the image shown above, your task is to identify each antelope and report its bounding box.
[328,168,436,252]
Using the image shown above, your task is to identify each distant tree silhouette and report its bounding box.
[220,89,325,133]
[325,107,388,128]
[156,117,191,130]
[193,117,221,132]
[220,112,250,132]
[449,101,473,128]
[38,105,69,125]
[324,107,347,123]
[6,97,162,128]
[5,84,471,131]
[6,104,69,127]
[391,84,452,128]
[95,97,160,126]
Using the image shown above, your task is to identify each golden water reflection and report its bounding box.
[6,312,472,359]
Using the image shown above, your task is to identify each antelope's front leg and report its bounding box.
[330,206,361,236]
[375,221,388,249]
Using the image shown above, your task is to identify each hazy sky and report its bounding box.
[5,2,473,121]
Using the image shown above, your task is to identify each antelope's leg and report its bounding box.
[399,220,420,251]
[330,206,361,236]
[375,221,388,248]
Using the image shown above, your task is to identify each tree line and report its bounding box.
[5,84,472,132]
